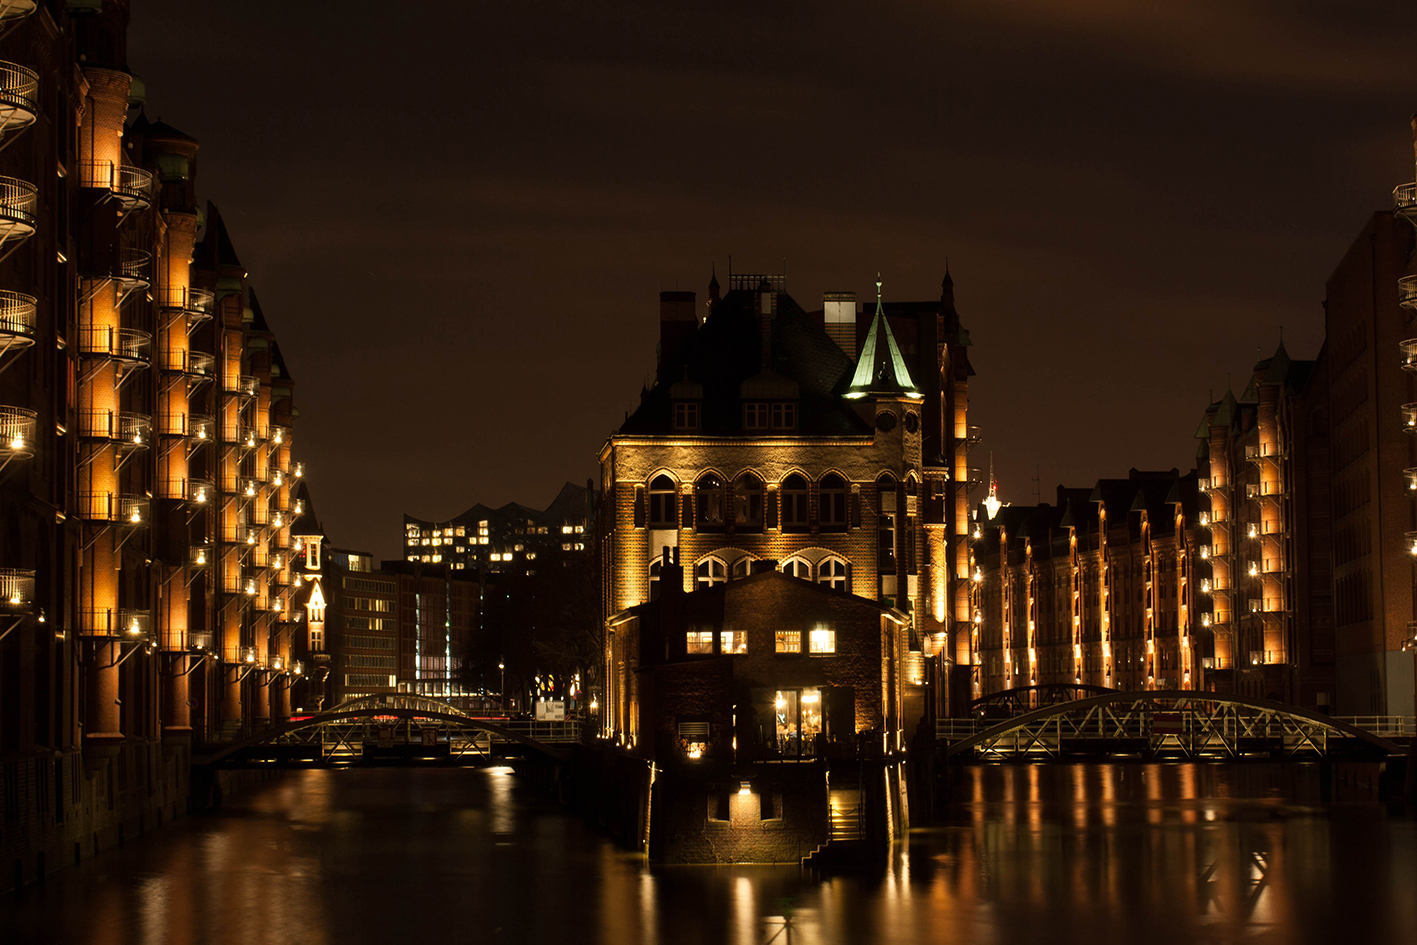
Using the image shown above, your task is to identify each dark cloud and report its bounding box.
[127,1,1417,556]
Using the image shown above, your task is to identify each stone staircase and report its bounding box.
[802,785,867,870]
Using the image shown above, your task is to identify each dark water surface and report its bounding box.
[4,763,1414,945]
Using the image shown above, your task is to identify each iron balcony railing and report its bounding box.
[78,491,149,525]
[1400,275,1417,312]
[189,544,212,569]
[1394,182,1417,220]
[158,285,215,314]
[0,3,38,32]
[1402,340,1417,373]
[1406,531,1417,557]
[1406,468,1417,496]
[85,409,150,447]
[189,631,213,650]
[116,247,151,286]
[188,414,214,442]
[0,289,34,342]
[79,608,151,638]
[239,375,258,398]
[0,175,36,231]
[0,404,36,456]
[158,347,214,376]
[78,326,152,364]
[0,60,38,128]
[0,567,35,611]
[81,162,154,210]
[1404,403,1417,434]
[269,425,289,447]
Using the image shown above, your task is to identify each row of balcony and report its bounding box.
[1398,182,1417,565]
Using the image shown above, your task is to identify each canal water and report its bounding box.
[4,763,1414,944]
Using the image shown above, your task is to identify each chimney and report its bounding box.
[657,291,696,381]
[823,291,856,358]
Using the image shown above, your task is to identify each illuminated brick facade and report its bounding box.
[598,270,975,731]
[970,472,1206,701]
[0,2,307,887]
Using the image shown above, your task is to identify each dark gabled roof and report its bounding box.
[620,288,869,437]
[141,116,198,143]
[205,202,244,270]
[289,482,324,539]
[248,288,270,332]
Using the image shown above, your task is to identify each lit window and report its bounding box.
[686,631,714,654]
[819,474,847,529]
[781,474,809,530]
[730,557,753,580]
[574,525,584,534]
[649,559,662,601]
[562,525,574,534]
[562,543,572,551]
[720,630,747,654]
[455,527,465,537]
[733,474,763,529]
[696,474,725,529]
[781,557,811,580]
[775,631,801,654]
[696,556,727,588]
[818,557,849,592]
[649,475,677,528]
[809,628,836,654]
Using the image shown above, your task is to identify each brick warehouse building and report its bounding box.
[597,270,978,731]
[968,471,1208,703]
[0,2,311,888]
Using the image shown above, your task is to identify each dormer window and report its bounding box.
[673,401,699,431]
[745,402,796,431]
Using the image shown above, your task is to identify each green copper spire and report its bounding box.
[844,273,920,399]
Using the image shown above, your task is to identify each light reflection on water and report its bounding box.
[4,763,1413,945]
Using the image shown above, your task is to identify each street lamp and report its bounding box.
[498,660,505,703]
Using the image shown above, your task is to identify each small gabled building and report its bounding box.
[605,557,912,863]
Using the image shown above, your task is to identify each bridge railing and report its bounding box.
[495,720,581,743]
[1332,716,1417,739]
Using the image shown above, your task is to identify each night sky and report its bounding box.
[126,2,1417,560]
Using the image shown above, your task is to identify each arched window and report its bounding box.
[649,475,677,528]
[733,474,763,530]
[731,556,754,580]
[696,556,727,588]
[781,474,809,531]
[696,474,725,530]
[819,474,847,531]
[818,557,849,592]
[781,556,812,580]
[648,559,662,601]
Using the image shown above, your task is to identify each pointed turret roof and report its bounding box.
[844,276,920,399]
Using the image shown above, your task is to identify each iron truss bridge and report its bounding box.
[936,690,1410,761]
[194,694,581,767]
